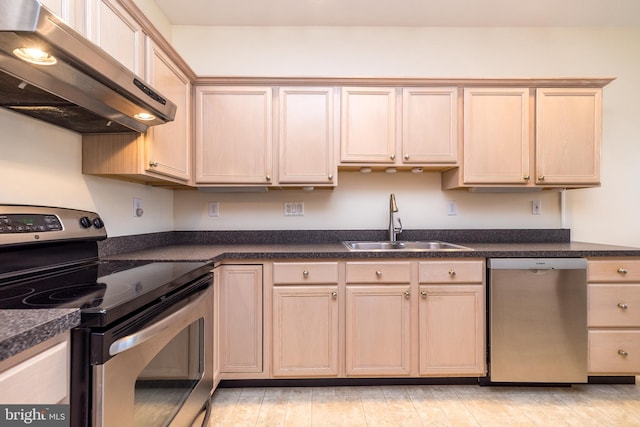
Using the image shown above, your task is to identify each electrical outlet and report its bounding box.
[133,198,143,217]
[532,200,542,215]
[284,201,304,216]
[208,202,219,217]
[447,200,458,216]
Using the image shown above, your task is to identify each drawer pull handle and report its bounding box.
[331,291,337,299]
[618,350,629,357]
[449,270,456,277]
[303,270,309,278]
[420,290,427,297]
[376,270,382,278]
[618,303,629,310]
[404,290,410,298]
[617,267,628,275]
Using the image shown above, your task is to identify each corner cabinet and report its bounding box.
[278,87,337,186]
[218,264,264,378]
[194,87,273,185]
[82,40,192,185]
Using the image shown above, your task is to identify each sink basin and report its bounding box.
[343,240,472,251]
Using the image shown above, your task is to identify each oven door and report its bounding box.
[92,280,213,427]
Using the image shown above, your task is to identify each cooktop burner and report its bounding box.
[0,260,210,327]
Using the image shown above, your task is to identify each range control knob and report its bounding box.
[93,217,105,229]
[79,216,92,228]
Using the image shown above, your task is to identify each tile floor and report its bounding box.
[202,381,640,426]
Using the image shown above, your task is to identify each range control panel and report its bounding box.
[0,205,107,246]
[0,214,63,234]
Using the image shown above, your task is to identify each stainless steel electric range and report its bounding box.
[0,205,214,427]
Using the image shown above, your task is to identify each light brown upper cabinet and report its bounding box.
[39,0,87,35]
[278,87,337,186]
[462,88,531,185]
[535,88,602,186]
[194,86,273,185]
[82,40,192,185]
[143,39,191,182]
[443,85,605,190]
[87,0,145,75]
[340,87,397,164]
[402,87,458,166]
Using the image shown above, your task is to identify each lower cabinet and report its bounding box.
[218,264,263,378]
[220,258,486,380]
[0,332,70,404]
[271,262,340,377]
[418,261,486,376]
[587,257,640,374]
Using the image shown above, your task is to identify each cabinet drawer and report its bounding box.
[273,262,339,284]
[589,330,640,374]
[346,262,411,283]
[588,259,640,282]
[589,284,640,327]
[419,260,484,284]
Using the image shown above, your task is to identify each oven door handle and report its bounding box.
[108,291,200,356]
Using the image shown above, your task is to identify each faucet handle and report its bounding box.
[395,217,403,233]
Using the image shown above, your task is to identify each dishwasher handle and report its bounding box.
[488,258,587,270]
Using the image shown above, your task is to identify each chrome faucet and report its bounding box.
[388,194,403,242]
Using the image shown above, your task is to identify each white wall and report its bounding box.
[170,26,640,245]
[0,109,174,237]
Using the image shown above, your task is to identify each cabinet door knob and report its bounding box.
[149,161,158,167]
[618,349,629,357]
[390,154,396,161]
[449,270,456,277]
[404,154,410,160]
[523,175,530,181]
[376,270,382,278]
[303,270,309,278]
[618,303,629,310]
[266,175,271,181]
[618,267,628,275]
[331,291,337,299]
[538,175,545,181]
[328,174,333,181]
[420,290,427,297]
[404,290,410,298]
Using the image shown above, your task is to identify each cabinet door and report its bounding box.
[402,87,458,165]
[536,88,602,185]
[463,88,530,184]
[419,285,485,376]
[212,268,221,387]
[195,87,273,184]
[219,265,263,373]
[345,286,411,376]
[340,87,396,164]
[278,87,336,185]
[39,0,87,35]
[88,0,145,75]
[144,39,191,182]
[272,286,339,377]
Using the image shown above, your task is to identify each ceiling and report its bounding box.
[153,0,640,27]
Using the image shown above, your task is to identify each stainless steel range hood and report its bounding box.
[0,0,176,133]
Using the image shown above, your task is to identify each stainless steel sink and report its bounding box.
[343,240,472,251]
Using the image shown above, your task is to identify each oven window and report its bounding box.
[133,318,204,426]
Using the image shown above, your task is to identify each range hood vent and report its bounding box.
[0,0,176,133]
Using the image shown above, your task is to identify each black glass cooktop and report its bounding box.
[0,260,211,327]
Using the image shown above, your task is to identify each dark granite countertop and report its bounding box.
[0,309,80,362]
[102,241,640,262]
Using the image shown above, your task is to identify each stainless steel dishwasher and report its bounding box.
[488,258,588,383]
